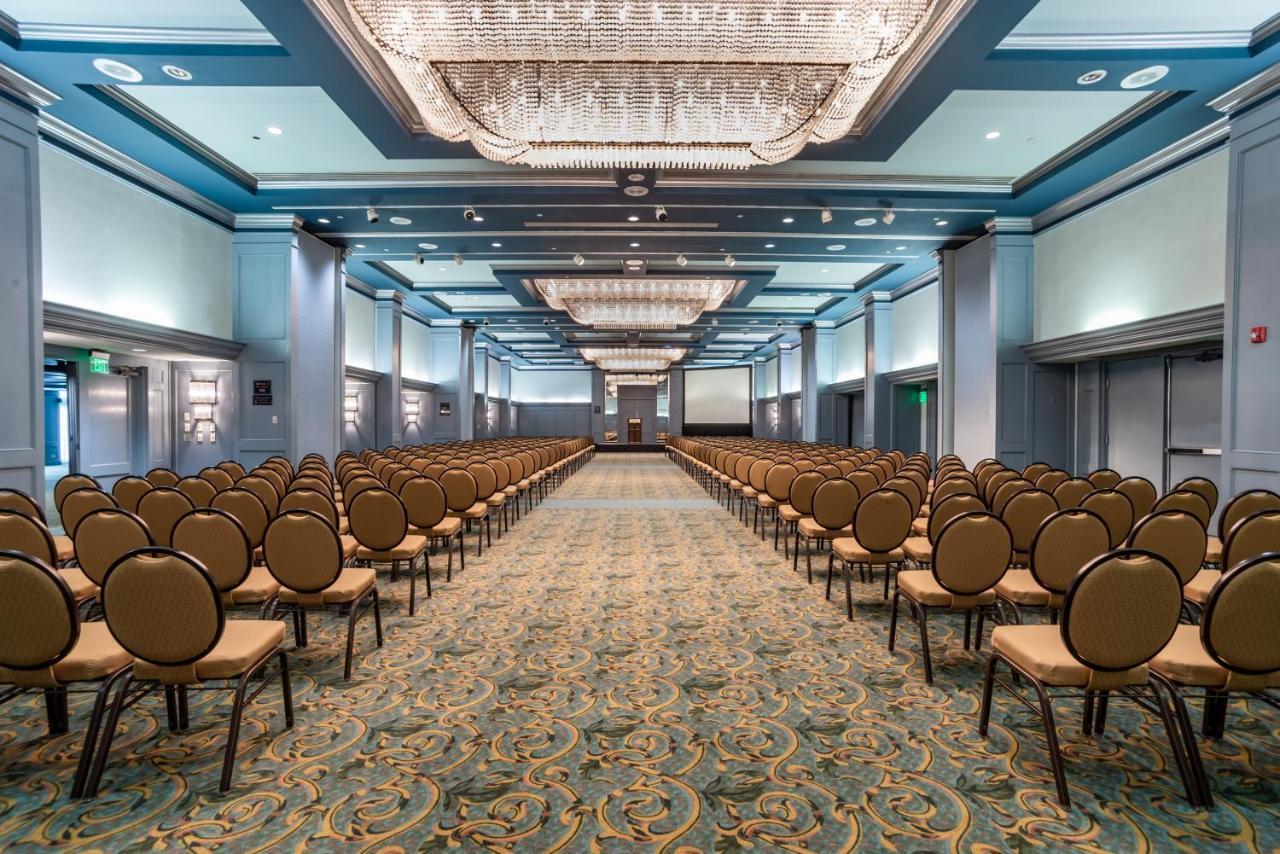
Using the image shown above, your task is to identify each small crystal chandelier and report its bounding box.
[581,347,687,372]
[532,277,738,329]
[334,0,941,169]
[606,372,666,389]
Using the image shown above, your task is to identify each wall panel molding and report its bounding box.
[1022,305,1224,364]
[43,301,244,360]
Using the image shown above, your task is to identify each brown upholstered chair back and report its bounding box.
[176,476,218,508]
[0,552,77,680]
[74,508,151,586]
[883,476,923,517]
[788,471,825,516]
[278,488,340,529]
[764,463,798,503]
[853,489,912,554]
[1175,477,1219,516]
[1001,489,1059,554]
[101,548,224,669]
[1223,510,1280,570]
[198,467,236,493]
[846,469,879,499]
[111,476,153,514]
[1022,462,1052,482]
[811,478,856,531]
[991,478,1033,516]
[1052,478,1094,509]
[927,494,985,542]
[172,508,252,593]
[217,460,247,481]
[400,476,448,529]
[1219,490,1280,543]
[1029,508,1112,596]
[209,488,270,549]
[349,488,410,551]
[263,511,343,593]
[0,510,56,565]
[1127,509,1207,585]
[136,487,196,547]
[1080,489,1134,549]
[1034,469,1070,493]
[1115,477,1158,521]
[466,463,498,501]
[0,488,44,522]
[54,474,100,513]
[1201,555,1280,687]
[145,468,180,488]
[933,512,1012,596]
[60,488,117,537]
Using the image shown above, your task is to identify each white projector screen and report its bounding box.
[684,366,752,424]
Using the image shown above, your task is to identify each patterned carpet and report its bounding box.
[1,453,1278,850]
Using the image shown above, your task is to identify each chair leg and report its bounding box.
[963,610,973,651]
[889,589,901,650]
[85,673,136,798]
[278,649,295,730]
[44,687,69,735]
[843,561,854,621]
[825,553,834,601]
[163,686,179,731]
[978,654,999,736]
[408,554,417,616]
[913,600,933,683]
[1151,673,1213,808]
[805,538,813,583]
[1031,677,1070,807]
[72,667,130,799]
[445,536,454,582]
[343,597,359,681]
[460,531,467,572]
[372,588,384,646]
[220,670,253,794]
[178,685,190,730]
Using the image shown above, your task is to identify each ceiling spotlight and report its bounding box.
[676,253,688,267]
[629,242,640,248]
[463,206,477,221]
[482,318,491,326]
[820,207,833,224]
[984,130,1001,140]
[354,243,366,249]
[389,216,412,225]
[627,215,640,222]
[316,218,330,225]
[882,207,896,225]
[266,126,283,136]
[491,242,503,248]
[1077,69,1107,86]
[573,253,585,266]
[93,57,143,82]
[655,205,669,222]
[895,245,907,251]
[162,65,193,81]
[366,207,379,224]
[415,253,425,265]
[826,244,846,251]
[724,254,736,267]
[418,242,437,250]
[782,216,795,224]
[935,220,949,227]
[711,318,719,327]
[764,243,776,249]
[454,253,464,265]
[855,217,877,227]
[1121,65,1169,89]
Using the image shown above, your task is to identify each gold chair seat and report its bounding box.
[338,517,350,535]
[486,494,506,507]
[798,518,851,539]
[280,567,376,606]
[778,505,803,523]
[356,534,429,562]
[898,569,996,608]
[412,517,462,538]
[448,502,489,520]
[1184,569,1220,605]
[59,567,98,601]
[729,480,743,490]
[340,534,359,561]
[1151,624,1280,690]
[757,495,779,509]
[911,518,929,536]
[831,537,904,564]
[994,569,1053,606]
[741,486,758,499]
[902,536,932,564]
[517,479,531,490]
[53,535,74,563]
[226,567,280,605]
[136,621,285,683]
[992,624,1147,688]
[0,623,130,687]
[1205,536,1222,565]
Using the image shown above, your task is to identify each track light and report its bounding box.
[463,206,477,221]
[676,253,688,267]
[414,253,425,265]
[882,207,896,225]
[655,205,668,222]
[454,253,464,266]
[482,318,491,326]
[366,207,379,224]
[820,207,833,224]
[573,253,585,266]
[724,254,736,267]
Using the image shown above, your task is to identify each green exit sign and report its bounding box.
[89,353,110,374]
[918,388,928,405]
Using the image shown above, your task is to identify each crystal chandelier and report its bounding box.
[532,277,738,329]
[581,347,686,372]
[335,0,939,169]
[606,373,666,389]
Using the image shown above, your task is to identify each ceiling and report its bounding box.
[3,0,1280,366]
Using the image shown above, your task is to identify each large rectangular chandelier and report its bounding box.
[581,347,687,372]
[532,277,738,330]
[335,0,941,169]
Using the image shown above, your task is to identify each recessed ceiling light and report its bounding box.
[764,243,775,248]
[438,267,447,272]
[162,65,192,81]
[627,215,639,222]
[419,242,437,250]
[266,126,283,135]
[316,218,330,225]
[389,216,412,225]
[132,348,147,353]
[984,130,1001,140]
[491,242,502,248]
[93,58,143,82]
[1078,69,1107,86]
[624,186,649,197]
[820,293,831,297]
[782,217,795,224]
[1120,65,1169,89]
[935,220,949,227]
[536,213,544,217]
[629,242,640,248]
[354,243,366,248]
[895,245,907,251]
[820,268,829,273]
[826,244,846,251]
[854,217,877,227]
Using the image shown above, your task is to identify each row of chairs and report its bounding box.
[0,437,593,798]
[670,438,1280,811]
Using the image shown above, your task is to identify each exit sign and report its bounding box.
[89,352,110,374]
[918,388,928,404]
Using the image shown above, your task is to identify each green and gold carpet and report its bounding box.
[0,454,1276,850]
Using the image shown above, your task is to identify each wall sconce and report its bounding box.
[344,394,359,424]
[185,379,217,444]
[404,398,420,424]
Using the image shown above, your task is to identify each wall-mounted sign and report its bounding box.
[89,351,111,374]
[253,379,273,406]
[439,402,451,416]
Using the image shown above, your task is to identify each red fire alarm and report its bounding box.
[1251,326,1268,344]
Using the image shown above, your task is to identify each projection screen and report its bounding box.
[683,366,752,425]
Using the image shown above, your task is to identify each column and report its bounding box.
[950,219,1035,467]
[863,291,893,448]
[474,342,489,439]
[590,368,605,443]
[456,325,476,441]
[1221,95,1280,493]
[428,322,463,442]
[0,96,45,497]
[800,323,836,442]
[232,215,343,466]
[498,359,513,436]
[373,290,403,449]
[935,250,956,456]
[668,367,684,437]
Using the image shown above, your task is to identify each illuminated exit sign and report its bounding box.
[89,351,111,374]
[918,388,928,405]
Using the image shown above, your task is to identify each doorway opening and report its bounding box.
[42,359,76,525]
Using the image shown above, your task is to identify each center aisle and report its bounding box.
[3,454,1268,849]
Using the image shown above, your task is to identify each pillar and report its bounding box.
[456,326,476,441]
[590,368,605,443]
[863,291,893,448]
[232,215,343,466]
[429,321,463,442]
[801,323,836,442]
[935,250,956,456]
[0,96,45,497]
[950,219,1035,467]
[373,290,403,449]
[668,367,684,437]
[1220,95,1280,493]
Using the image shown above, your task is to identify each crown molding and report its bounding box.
[985,217,1034,234]
[657,170,1009,195]
[344,365,382,383]
[12,22,277,46]
[884,363,938,385]
[401,377,438,392]
[37,114,235,228]
[343,276,377,298]
[1022,305,1223,364]
[256,170,613,190]
[1209,62,1280,116]
[998,31,1252,51]
[0,60,60,109]
[43,302,244,361]
[234,213,303,231]
[375,289,404,303]
[403,306,434,327]
[828,377,866,394]
[864,290,894,306]
[1031,119,1228,232]
[889,270,939,301]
